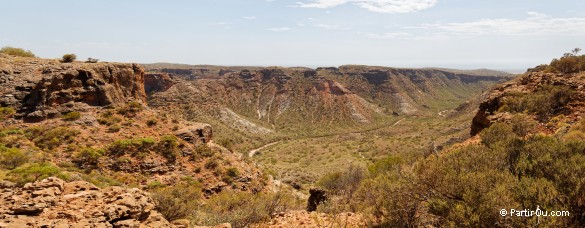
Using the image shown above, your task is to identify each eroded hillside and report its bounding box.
[0,54,282,227]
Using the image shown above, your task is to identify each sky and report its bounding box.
[1,0,585,71]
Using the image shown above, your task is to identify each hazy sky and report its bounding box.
[2,0,584,70]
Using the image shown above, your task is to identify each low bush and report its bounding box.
[8,163,61,185]
[157,135,179,162]
[62,111,81,121]
[61,54,77,63]
[146,119,158,127]
[0,46,36,57]
[107,138,155,156]
[193,145,215,161]
[499,85,574,121]
[0,144,28,169]
[25,126,79,150]
[72,147,104,171]
[151,181,202,221]
[117,101,143,117]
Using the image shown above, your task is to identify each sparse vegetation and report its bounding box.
[0,46,36,57]
[193,145,215,161]
[117,101,143,117]
[194,191,300,227]
[151,180,202,221]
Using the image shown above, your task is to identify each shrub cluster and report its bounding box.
[499,85,574,121]
[0,46,36,57]
[25,126,79,150]
[194,191,299,227]
[150,180,202,221]
[107,138,155,156]
[331,116,585,227]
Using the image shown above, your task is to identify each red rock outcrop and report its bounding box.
[470,71,585,135]
[0,177,174,227]
[0,55,146,121]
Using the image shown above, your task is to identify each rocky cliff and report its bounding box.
[0,54,146,121]
[147,64,512,134]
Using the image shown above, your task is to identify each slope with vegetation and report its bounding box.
[309,50,585,227]
[0,53,291,227]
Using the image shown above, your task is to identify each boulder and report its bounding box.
[174,123,213,144]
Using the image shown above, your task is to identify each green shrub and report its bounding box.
[157,135,179,162]
[500,85,574,121]
[61,54,77,63]
[0,107,16,120]
[25,126,79,150]
[8,163,60,185]
[146,119,158,127]
[86,58,99,63]
[480,122,516,148]
[193,145,215,161]
[0,144,28,169]
[72,147,104,170]
[549,55,585,73]
[62,111,81,121]
[0,46,36,57]
[107,138,155,156]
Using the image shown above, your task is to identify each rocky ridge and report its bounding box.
[0,54,147,122]
[471,71,585,135]
[147,64,512,132]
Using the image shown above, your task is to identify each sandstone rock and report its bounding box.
[171,219,191,228]
[145,73,176,94]
[0,55,147,122]
[174,123,213,144]
[0,177,176,227]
